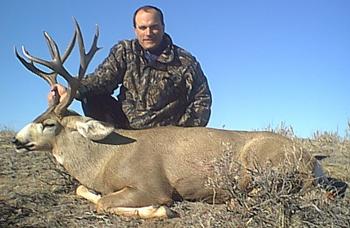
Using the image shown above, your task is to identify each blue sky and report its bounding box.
[1,0,349,138]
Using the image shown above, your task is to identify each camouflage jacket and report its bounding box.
[79,33,212,129]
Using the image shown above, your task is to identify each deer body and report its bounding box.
[13,21,330,219]
[57,125,249,196]
[15,114,316,214]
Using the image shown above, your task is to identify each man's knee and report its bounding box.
[81,94,129,128]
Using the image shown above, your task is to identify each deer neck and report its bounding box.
[53,133,115,188]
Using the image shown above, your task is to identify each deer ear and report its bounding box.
[76,118,114,140]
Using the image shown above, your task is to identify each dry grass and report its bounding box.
[0,123,349,227]
[206,142,349,227]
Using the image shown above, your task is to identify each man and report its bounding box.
[50,5,212,129]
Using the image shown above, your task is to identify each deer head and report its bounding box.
[12,20,114,153]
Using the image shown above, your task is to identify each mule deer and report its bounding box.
[12,21,339,219]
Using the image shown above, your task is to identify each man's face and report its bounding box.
[134,9,164,51]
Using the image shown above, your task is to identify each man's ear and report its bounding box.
[76,118,114,141]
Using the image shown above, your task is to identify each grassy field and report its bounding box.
[0,124,349,227]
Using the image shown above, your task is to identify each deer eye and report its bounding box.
[43,123,55,128]
[42,119,57,128]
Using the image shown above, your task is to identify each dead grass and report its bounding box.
[206,145,349,227]
[0,123,349,227]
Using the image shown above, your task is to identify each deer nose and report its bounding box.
[11,137,20,146]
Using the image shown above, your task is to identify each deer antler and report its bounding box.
[15,28,76,87]
[15,19,100,116]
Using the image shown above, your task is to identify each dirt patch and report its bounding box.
[1,131,349,227]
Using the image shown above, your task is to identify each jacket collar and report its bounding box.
[157,33,175,63]
[134,33,177,65]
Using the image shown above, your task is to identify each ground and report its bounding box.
[0,127,349,227]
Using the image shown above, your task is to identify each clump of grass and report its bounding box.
[258,121,297,138]
[0,125,16,137]
[206,129,350,227]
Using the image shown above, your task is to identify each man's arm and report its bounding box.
[178,62,212,127]
[76,42,127,100]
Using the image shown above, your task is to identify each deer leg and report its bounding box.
[76,185,177,219]
[76,185,101,204]
[100,205,176,219]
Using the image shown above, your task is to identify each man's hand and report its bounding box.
[47,84,68,106]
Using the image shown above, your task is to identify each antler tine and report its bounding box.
[74,18,101,79]
[15,47,57,86]
[45,28,77,65]
[39,31,75,80]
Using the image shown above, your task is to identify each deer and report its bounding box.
[12,20,344,219]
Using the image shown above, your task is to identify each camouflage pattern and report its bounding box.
[78,33,212,129]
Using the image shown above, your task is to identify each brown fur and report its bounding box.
[13,113,317,218]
